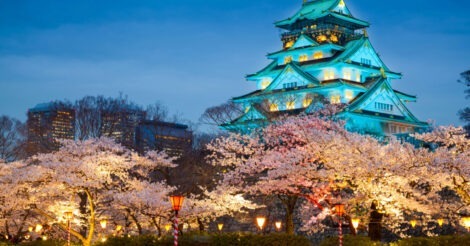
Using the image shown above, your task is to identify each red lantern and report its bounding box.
[170,195,184,212]
[334,204,345,217]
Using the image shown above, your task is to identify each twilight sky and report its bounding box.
[0,0,469,129]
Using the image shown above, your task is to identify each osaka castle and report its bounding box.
[222,0,428,137]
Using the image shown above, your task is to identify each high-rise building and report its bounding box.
[222,0,427,137]
[136,120,192,156]
[26,102,75,154]
[100,105,146,150]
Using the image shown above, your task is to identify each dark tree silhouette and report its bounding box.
[458,70,470,135]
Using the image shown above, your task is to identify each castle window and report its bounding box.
[284,40,294,49]
[286,101,295,110]
[345,90,354,100]
[324,69,335,80]
[270,103,279,112]
[317,35,327,43]
[261,79,271,89]
[299,54,308,62]
[283,82,297,89]
[361,58,372,66]
[303,97,313,107]
[330,95,341,104]
[284,56,293,64]
[343,70,351,80]
[375,102,393,112]
[313,52,324,59]
[355,72,361,82]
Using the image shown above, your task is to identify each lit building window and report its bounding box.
[355,72,361,82]
[330,35,338,43]
[284,56,293,64]
[313,52,323,59]
[345,90,354,100]
[261,79,271,89]
[284,40,294,49]
[343,70,351,80]
[303,97,313,107]
[324,69,335,80]
[330,95,341,104]
[317,35,327,43]
[299,54,308,62]
[270,103,279,112]
[286,101,295,110]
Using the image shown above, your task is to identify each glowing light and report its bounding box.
[256,217,266,230]
[330,34,338,43]
[330,95,341,104]
[324,69,335,80]
[286,101,295,110]
[317,35,327,43]
[338,0,345,8]
[101,237,107,242]
[165,224,171,232]
[284,56,293,64]
[261,79,271,89]
[28,226,33,232]
[169,195,184,211]
[351,218,360,229]
[462,217,470,230]
[343,70,351,80]
[65,211,73,220]
[299,54,308,62]
[35,224,43,232]
[345,90,354,100]
[284,40,294,49]
[270,103,279,112]
[437,218,444,227]
[303,97,313,108]
[217,223,224,231]
[24,234,30,240]
[42,235,48,241]
[275,221,282,230]
[100,219,107,229]
[116,225,122,231]
[410,220,417,228]
[313,52,323,59]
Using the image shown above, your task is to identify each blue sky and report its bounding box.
[0,0,469,128]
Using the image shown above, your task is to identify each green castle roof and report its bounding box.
[275,0,369,29]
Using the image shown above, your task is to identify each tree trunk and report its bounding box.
[197,217,205,232]
[278,195,298,235]
[78,191,88,237]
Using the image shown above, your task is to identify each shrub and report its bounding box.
[319,235,386,246]
[393,235,470,246]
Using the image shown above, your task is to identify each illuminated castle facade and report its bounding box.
[222,0,427,136]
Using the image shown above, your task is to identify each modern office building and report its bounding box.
[136,120,193,156]
[27,102,75,154]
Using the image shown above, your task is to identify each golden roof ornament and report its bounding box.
[363,28,368,37]
[380,67,387,78]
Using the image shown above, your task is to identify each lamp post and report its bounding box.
[64,211,73,246]
[256,216,266,234]
[170,195,184,246]
[334,204,345,246]
[217,223,224,233]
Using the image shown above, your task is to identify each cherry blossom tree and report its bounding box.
[0,138,175,246]
[208,114,447,236]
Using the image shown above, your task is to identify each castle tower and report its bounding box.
[222,0,427,136]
